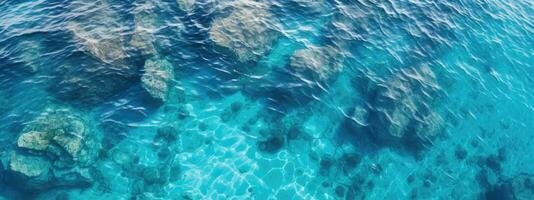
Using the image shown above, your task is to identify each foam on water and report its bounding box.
[0,0,533,199]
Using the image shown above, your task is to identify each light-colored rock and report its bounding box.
[9,152,50,177]
[17,131,50,151]
[209,1,279,63]
[141,58,175,102]
[177,0,195,12]
[290,46,343,80]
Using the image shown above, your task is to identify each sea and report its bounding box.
[0,0,533,199]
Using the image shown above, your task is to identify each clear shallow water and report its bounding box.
[0,0,533,199]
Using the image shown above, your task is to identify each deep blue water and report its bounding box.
[0,0,533,199]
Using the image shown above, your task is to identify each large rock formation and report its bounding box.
[290,46,343,80]
[209,1,279,63]
[141,58,175,102]
[5,107,101,190]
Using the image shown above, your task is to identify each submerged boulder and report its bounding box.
[141,58,175,102]
[8,152,51,178]
[131,1,159,57]
[55,1,137,107]
[177,0,195,12]
[209,1,279,63]
[6,107,101,190]
[68,1,127,64]
[290,45,343,80]
[17,131,50,151]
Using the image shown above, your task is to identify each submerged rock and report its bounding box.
[141,58,175,102]
[6,107,101,190]
[209,1,279,63]
[56,1,137,107]
[131,1,159,57]
[177,0,195,12]
[68,1,127,64]
[17,40,43,73]
[17,131,49,151]
[290,45,343,80]
[18,108,100,166]
[8,152,51,178]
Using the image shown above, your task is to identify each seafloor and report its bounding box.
[0,0,533,199]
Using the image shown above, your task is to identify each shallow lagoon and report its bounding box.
[0,0,533,199]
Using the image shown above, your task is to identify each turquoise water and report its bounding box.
[0,0,533,199]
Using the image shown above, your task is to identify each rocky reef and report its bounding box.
[209,0,279,63]
[3,107,101,191]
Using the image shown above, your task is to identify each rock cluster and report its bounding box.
[209,1,279,63]
[4,107,101,190]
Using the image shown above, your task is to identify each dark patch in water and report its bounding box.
[484,184,512,200]
[335,185,345,197]
[455,145,468,160]
[257,137,284,154]
[340,153,361,174]
[154,126,178,144]
[319,157,333,176]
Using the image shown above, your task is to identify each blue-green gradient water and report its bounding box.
[0,0,533,199]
